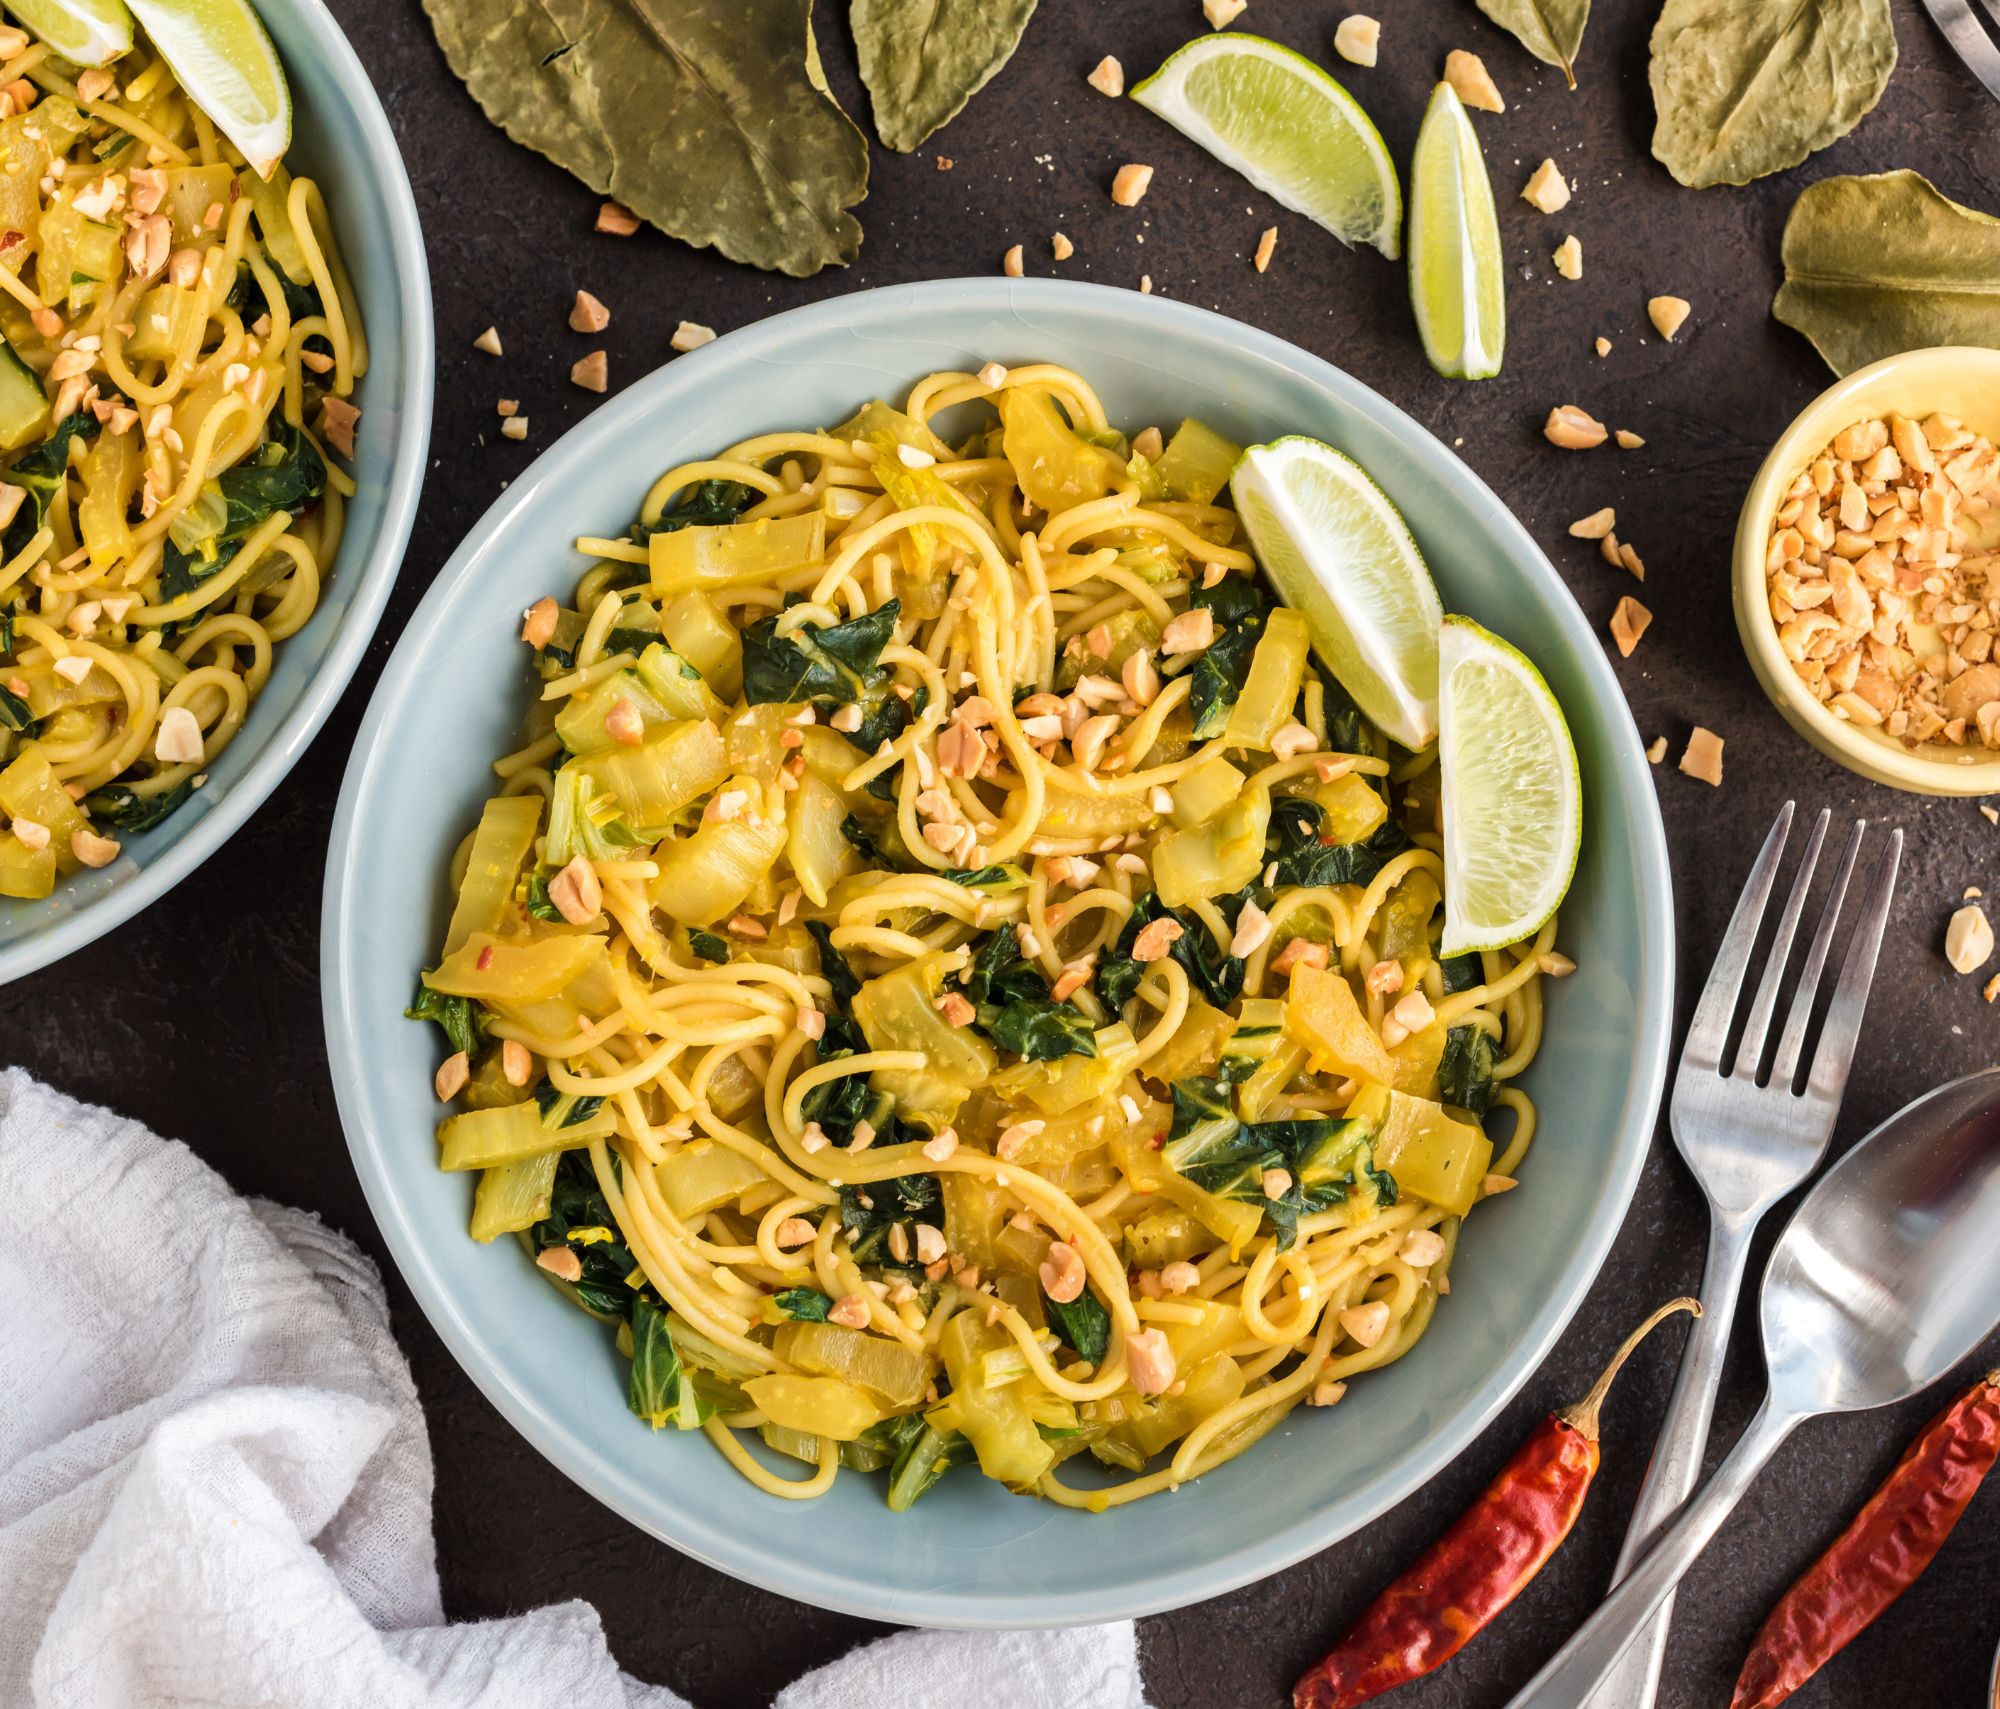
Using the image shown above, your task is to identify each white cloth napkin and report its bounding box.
[0,1069,1151,1709]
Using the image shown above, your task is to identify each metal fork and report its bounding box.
[1577,802,1901,1709]
[1918,0,2000,104]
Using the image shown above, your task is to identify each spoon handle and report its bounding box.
[1504,1397,1800,1709]
[1578,1205,1759,1709]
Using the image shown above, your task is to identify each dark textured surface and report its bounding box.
[6,2,2000,1705]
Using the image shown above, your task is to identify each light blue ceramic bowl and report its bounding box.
[322,280,1673,1628]
[0,0,432,983]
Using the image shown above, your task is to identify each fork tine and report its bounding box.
[1680,801,1794,1075]
[1728,808,1830,1080]
[1805,829,1903,1102]
[1768,820,1865,1089]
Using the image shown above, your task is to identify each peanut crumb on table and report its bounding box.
[1680,727,1724,785]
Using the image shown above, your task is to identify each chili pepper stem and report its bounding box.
[1555,1296,1701,1440]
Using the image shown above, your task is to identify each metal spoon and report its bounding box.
[1506,1069,2000,1709]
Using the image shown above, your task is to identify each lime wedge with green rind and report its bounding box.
[1408,81,1506,380]
[7,0,133,67]
[125,0,289,177]
[1229,435,1442,751]
[1131,34,1402,259]
[1437,615,1580,957]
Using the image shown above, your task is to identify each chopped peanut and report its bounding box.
[1569,507,1615,539]
[1521,158,1571,213]
[1111,163,1154,207]
[1648,295,1691,340]
[548,854,602,924]
[1339,1300,1391,1348]
[1609,595,1652,659]
[1051,231,1074,261]
[1125,1327,1177,1395]
[1544,405,1607,451]
[1333,15,1380,66]
[1615,429,1646,450]
[1204,0,1246,26]
[1130,917,1184,962]
[1444,49,1504,113]
[473,326,502,356]
[570,350,608,393]
[1553,235,1582,280]
[1946,904,1994,974]
[1002,243,1024,278]
[1039,1239,1087,1303]
[595,201,640,235]
[1680,727,1724,787]
[1087,55,1125,97]
[671,321,716,352]
[1253,225,1277,272]
[521,597,559,650]
[569,289,611,333]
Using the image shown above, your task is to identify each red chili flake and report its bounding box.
[0,231,22,252]
[476,944,494,972]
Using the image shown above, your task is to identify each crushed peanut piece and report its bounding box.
[1647,736,1668,763]
[1111,163,1154,207]
[1680,727,1724,786]
[1002,243,1024,278]
[1088,55,1125,97]
[1051,231,1074,260]
[595,201,640,235]
[570,350,608,392]
[1334,15,1380,66]
[473,326,502,356]
[671,321,716,353]
[1946,904,1994,974]
[1253,225,1277,272]
[1544,405,1607,450]
[569,289,610,333]
[1553,235,1582,280]
[1595,336,1612,357]
[501,416,528,441]
[1609,595,1652,658]
[1521,158,1570,214]
[1648,295,1691,340]
[1569,507,1615,539]
[1204,0,1247,26]
[1444,49,1504,112]
[1615,429,1646,450]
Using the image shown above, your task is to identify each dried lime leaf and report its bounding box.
[851,0,1037,152]
[1476,0,1591,88]
[1649,0,1896,189]
[422,0,867,276]
[1775,170,2000,375]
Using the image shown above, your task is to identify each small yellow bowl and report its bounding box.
[1733,345,2000,796]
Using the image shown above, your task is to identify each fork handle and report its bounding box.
[1574,1206,1758,1709]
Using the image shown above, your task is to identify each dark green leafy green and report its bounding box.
[421,0,868,276]
[805,918,861,1002]
[405,980,485,1059]
[0,680,33,733]
[851,0,1037,152]
[1439,949,1484,994]
[688,926,732,963]
[1270,797,1410,889]
[742,599,899,706]
[160,420,327,604]
[532,1152,638,1317]
[946,863,1029,891]
[1162,1078,1377,1249]
[1186,574,1271,739]
[629,1295,711,1429]
[524,872,562,922]
[634,478,759,541]
[774,1287,834,1320]
[535,1080,608,1128]
[839,1173,942,1263]
[1314,662,1370,756]
[1477,0,1591,87]
[1649,0,1896,189]
[1439,1025,1500,1116]
[887,1417,963,1510]
[1774,170,2000,375]
[1042,1281,1110,1365]
[82,780,193,833]
[1098,891,1252,1012]
[2,412,98,558]
[963,923,1095,1061]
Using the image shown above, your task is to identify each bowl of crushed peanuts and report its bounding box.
[1735,346,2000,795]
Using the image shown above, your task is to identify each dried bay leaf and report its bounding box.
[422,0,867,276]
[1775,170,2000,374]
[851,0,1037,152]
[1649,0,1896,189]
[1476,0,1591,88]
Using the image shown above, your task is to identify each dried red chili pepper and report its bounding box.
[1293,1296,1698,1709]
[1730,1367,2000,1709]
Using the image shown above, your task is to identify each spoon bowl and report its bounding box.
[1508,1068,2000,1709]
[1764,1068,2000,1416]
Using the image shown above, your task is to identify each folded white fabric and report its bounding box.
[0,1070,1150,1709]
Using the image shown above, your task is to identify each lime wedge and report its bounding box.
[1437,616,1580,957]
[1229,435,1442,750]
[7,0,133,67]
[1408,82,1505,380]
[1131,35,1402,259]
[125,0,290,177]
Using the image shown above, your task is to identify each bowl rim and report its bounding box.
[321,276,1674,1627]
[1732,344,2000,796]
[0,0,435,985]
